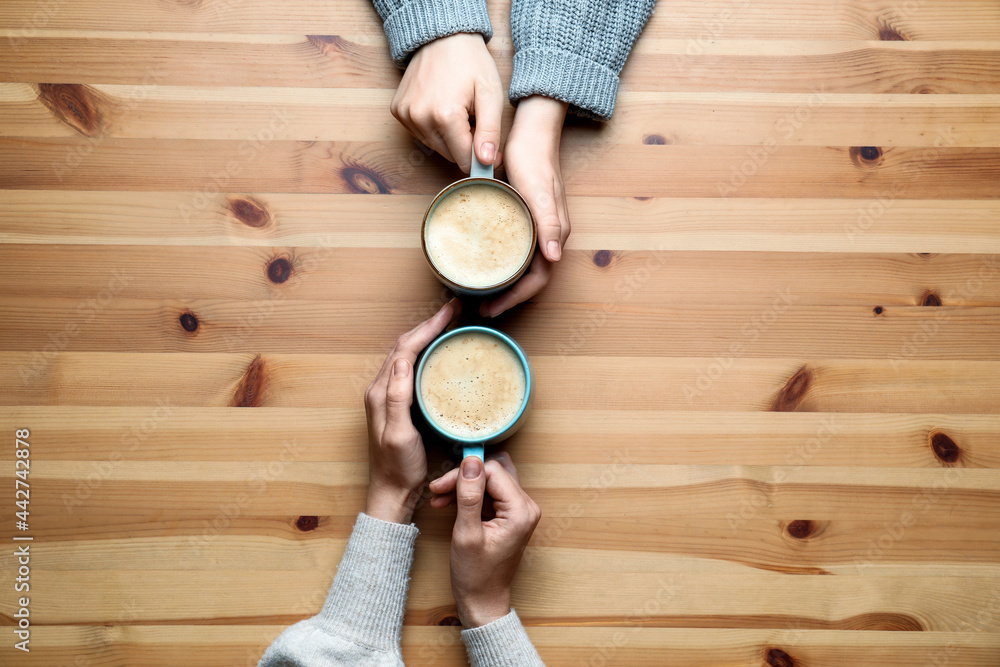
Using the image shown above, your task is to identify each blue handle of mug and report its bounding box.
[463,444,485,462]
[470,149,493,179]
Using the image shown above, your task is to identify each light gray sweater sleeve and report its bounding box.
[462,609,546,666]
[372,0,494,66]
[509,0,657,120]
[257,512,419,667]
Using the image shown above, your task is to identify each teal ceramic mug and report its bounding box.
[415,325,533,461]
[420,153,536,297]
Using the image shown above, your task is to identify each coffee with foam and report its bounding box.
[419,330,527,438]
[424,183,533,288]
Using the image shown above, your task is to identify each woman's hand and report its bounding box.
[391,33,503,173]
[364,299,460,524]
[429,452,541,627]
[481,95,570,318]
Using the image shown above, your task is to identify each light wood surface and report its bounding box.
[1,0,999,664]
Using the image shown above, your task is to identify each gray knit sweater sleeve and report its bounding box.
[509,0,656,120]
[257,512,417,666]
[258,512,545,666]
[372,0,493,66]
[463,609,546,666]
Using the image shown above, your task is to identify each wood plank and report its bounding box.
[3,246,999,308]
[6,461,994,522]
[1,407,998,468]
[3,353,1000,413]
[2,192,999,254]
[5,84,1000,147]
[2,0,1000,40]
[3,36,1000,94]
[5,564,999,632]
[3,626,998,667]
[6,510,1000,580]
[1,296,998,360]
[11,515,1000,574]
[3,137,999,198]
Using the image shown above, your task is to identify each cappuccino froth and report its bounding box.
[425,183,533,288]
[419,331,526,438]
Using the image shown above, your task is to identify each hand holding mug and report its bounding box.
[429,453,541,627]
[364,299,460,524]
[482,95,571,318]
[391,33,503,174]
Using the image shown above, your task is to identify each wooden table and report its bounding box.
[2,0,1000,664]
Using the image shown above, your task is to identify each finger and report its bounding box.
[482,459,530,513]
[430,492,456,508]
[479,253,550,318]
[529,184,564,262]
[557,183,571,249]
[429,467,460,494]
[367,299,458,426]
[412,115,457,164]
[440,112,475,174]
[383,358,414,441]
[472,81,502,167]
[377,298,459,381]
[486,451,520,485]
[454,456,486,542]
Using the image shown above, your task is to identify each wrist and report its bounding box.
[457,595,511,628]
[365,483,421,524]
[512,95,568,141]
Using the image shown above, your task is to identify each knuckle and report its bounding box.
[453,531,477,551]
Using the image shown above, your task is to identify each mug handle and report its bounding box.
[470,149,493,179]
[463,444,485,461]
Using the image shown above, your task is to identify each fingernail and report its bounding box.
[488,304,503,318]
[547,241,561,261]
[393,358,409,378]
[479,302,490,318]
[481,142,495,163]
[462,457,483,479]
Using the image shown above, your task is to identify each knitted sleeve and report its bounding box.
[461,609,546,666]
[509,0,657,120]
[257,513,419,667]
[371,0,494,67]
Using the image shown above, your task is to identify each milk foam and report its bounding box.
[425,183,532,288]
[420,331,526,438]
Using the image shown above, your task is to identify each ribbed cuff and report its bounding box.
[462,609,545,666]
[509,47,620,121]
[378,0,493,67]
[314,512,419,650]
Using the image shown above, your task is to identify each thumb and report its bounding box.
[383,358,414,438]
[532,190,563,262]
[454,456,486,542]
[473,83,502,166]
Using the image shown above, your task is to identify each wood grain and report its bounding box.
[2,0,999,664]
